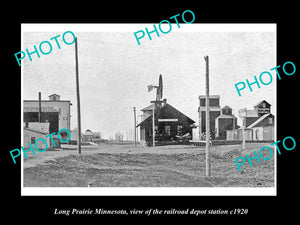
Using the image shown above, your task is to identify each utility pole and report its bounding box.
[242,116,246,150]
[75,37,81,154]
[152,105,155,147]
[38,92,42,122]
[238,108,246,150]
[137,121,139,142]
[133,107,137,147]
[204,56,211,177]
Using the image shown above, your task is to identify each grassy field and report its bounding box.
[23,143,275,187]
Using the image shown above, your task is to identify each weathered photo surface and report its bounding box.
[21,24,276,195]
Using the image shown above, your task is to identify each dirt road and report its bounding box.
[23,142,275,187]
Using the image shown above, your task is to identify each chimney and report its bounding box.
[38,92,42,122]
[163,98,167,106]
[49,94,60,101]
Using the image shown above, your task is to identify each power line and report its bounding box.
[23,37,202,54]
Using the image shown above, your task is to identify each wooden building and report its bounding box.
[247,113,274,141]
[69,127,83,145]
[226,100,274,141]
[83,129,95,142]
[23,122,56,149]
[137,99,195,146]
[198,95,221,139]
[215,105,238,140]
[24,93,72,134]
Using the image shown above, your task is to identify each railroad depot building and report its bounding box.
[23,93,72,143]
[227,100,275,141]
[137,99,195,145]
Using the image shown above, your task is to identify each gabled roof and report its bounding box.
[162,103,195,123]
[136,114,151,127]
[216,114,236,119]
[254,100,271,108]
[247,113,272,128]
[83,129,94,136]
[25,122,50,134]
[137,103,195,127]
[199,95,220,99]
[49,94,60,97]
[222,105,232,110]
[24,127,48,135]
[141,104,154,111]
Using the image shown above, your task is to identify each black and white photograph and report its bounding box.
[3,4,298,221]
[21,24,276,195]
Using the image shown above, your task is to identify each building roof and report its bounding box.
[25,122,50,134]
[137,103,195,127]
[24,127,48,135]
[49,94,60,97]
[216,114,236,119]
[222,105,232,110]
[24,100,71,103]
[198,106,221,112]
[83,129,95,136]
[136,114,151,127]
[141,104,154,111]
[254,100,271,108]
[199,95,220,99]
[247,113,272,128]
[162,103,195,123]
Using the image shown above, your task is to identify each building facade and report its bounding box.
[23,122,53,149]
[198,95,221,139]
[24,94,72,134]
[227,100,274,141]
[83,129,95,142]
[137,99,195,146]
[215,105,238,140]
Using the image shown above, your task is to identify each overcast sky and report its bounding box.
[22,24,276,139]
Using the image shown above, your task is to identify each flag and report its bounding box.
[147,84,154,92]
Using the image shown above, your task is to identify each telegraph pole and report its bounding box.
[133,107,137,147]
[204,56,211,177]
[152,105,155,147]
[238,108,246,150]
[75,37,81,154]
[242,115,246,150]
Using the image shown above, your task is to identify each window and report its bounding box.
[164,125,171,136]
[154,126,158,134]
[200,99,206,107]
[177,125,183,135]
[269,117,273,124]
